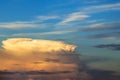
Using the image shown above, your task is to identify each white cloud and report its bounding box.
[58,12,89,25]
[37,15,60,21]
[12,30,75,37]
[81,3,120,14]
[0,21,47,29]
[56,3,120,27]
[0,15,60,29]
[87,23,104,28]
[83,0,102,4]
[2,38,76,56]
[39,30,75,35]
[0,30,76,38]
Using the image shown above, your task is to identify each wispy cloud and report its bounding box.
[82,22,120,31]
[0,34,6,37]
[83,0,102,4]
[0,15,60,29]
[87,32,120,39]
[13,30,75,37]
[81,3,120,14]
[0,21,47,29]
[94,44,120,51]
[56,3,120,27]
[37,15,60,21]
[58,13,89,25]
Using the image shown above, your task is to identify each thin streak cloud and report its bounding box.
[37,15,60,21]
[82,22,120,31]
[81,3,120,14]
[13,30,75,36]
[0,22,47,29]
[58,13,89,25]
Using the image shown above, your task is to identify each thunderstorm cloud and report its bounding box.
[1,38,76,56]
[0,38,78,72]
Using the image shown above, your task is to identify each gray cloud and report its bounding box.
[87,32,120,39]
[82,22,120,31]
[94,44,120,51]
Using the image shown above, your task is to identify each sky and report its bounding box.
[0,0,120,73]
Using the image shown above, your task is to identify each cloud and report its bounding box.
[81,3,120,14]
[55,3,120,29]
[58,13,89,25]
[87,32,120,39]
[37,15,60,21]
[83,0,102,4]
[0,38,79,72]
[0,21,47,29]
[94,44,120,51]
[2,38,76,56]
[0,30,76,38]
[24,70,73,75]
[12,30,75,37]
[0,15,60,29]
[82,22,120,31]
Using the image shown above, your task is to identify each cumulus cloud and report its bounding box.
[0,38,79,72]
[2,38,76,56]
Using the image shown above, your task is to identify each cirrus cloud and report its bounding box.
[0,21,47,29]
[58,13,89,25]
[82,22,120,31]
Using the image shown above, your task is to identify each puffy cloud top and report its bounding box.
[0,38,79,72]
[2,38,76,56]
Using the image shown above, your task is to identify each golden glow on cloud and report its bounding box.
[0,38,78,72]
[2,38,76,56]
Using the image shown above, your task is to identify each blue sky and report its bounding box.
[0,0,120,51]
[0,0,120,72]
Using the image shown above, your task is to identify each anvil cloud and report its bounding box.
[2,38,76,56]
[0,38,78,72]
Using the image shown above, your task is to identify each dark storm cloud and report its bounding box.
[87,32,120,39]
[86,69,120,80]
[94,44,120,51]
[79,56,110,71]
[24,70,73,75]
[82,23,120,31]
[44,58,60,63]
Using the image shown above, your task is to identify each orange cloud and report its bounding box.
[0,38,79,72]
[2,38,76,56]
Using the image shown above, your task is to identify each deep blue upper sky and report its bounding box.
[0,0,120,53]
